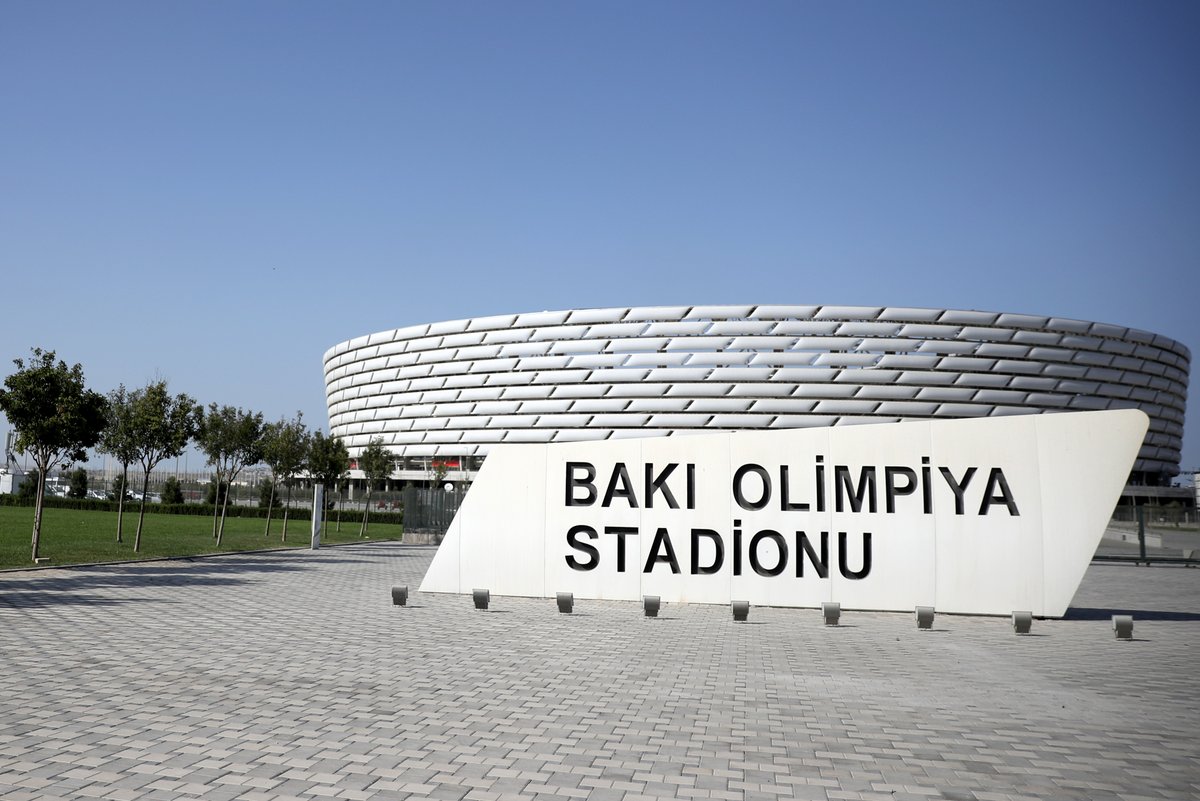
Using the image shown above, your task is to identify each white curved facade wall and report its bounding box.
[324,305,1189,479]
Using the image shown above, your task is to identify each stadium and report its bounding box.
[323,305,1189,492]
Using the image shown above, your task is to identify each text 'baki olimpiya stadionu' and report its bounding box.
[323,305,1189,486]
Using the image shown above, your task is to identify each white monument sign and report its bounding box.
[420,410,1147,617]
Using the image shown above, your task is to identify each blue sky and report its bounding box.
[2,1,1197,475]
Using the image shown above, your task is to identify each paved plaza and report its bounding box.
[0,543,1197,801]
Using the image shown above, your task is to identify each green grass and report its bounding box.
[0,505,400,570]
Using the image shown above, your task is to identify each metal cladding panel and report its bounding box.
[498,341,553,358]
[881,307,945,322]
[815,305,881,320]
[685,398,755,413]
[626,398,693,413]
[327,306,1187,477]
[771,320,841,336]
[707,320,775,335]
[625,353,691,367]
[514,310,571,327]
[623,305,691,321]
[685,305,755,319]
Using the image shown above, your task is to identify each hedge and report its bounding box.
[0,495,404,526]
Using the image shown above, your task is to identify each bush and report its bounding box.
[161,476,184,505]
[0,492,403,525]
[17,469,39,500]
[259,480,281,508]
[109,474,132,501]
[68,467,88,499]
[204,480,229,506]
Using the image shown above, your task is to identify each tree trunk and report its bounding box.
[264,481,275,537]
[217,483,231,546]
[116,464,128,543]
[335,488,341,532]
[133,471,151,553]
[281,481,292,542]
[211,473,221,540]
[31,465,46,562]
[360,489,370,537]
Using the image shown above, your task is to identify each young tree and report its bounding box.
[129,382,200,552]
[97,384,138,543]
[196,404,264,545]
[161,476,185,505]
[261,412,310,542]
[357,437,393,538]
[0,348,107,561]
[68,467,89,499]
[308,431,349,534]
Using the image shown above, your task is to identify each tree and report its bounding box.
[0,348,107,561]
[68,467,89,499]
[97,385,138,543]
[161,476,184,505]
[308,431,349,534]
[129,382,200,552]
[196,404,264,545]
[261,412,310,542]
[357,437,393,538]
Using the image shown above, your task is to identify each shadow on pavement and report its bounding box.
[1065,607,1200,622]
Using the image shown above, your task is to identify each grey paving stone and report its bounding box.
[0,546,1198,800]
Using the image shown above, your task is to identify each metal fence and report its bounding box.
[402,485,465,539]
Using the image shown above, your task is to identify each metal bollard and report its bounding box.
[557,592,573,614]
[1012,611,1032,635]
[822,602,841,626]
[915,606,935,630]
[643,595,660,617]
[391,586,408,606]
[473,588,490,610]
[1113,615,1133,640]
[732,600,749,622]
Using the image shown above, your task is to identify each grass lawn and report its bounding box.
[0,505,400,570]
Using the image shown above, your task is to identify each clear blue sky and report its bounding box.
[2,1,1197,476]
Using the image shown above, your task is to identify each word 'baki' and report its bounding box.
[564,457,1020,516]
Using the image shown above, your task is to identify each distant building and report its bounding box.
[324,305,1189,494]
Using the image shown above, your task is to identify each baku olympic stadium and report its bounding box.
[323,305,1189,488]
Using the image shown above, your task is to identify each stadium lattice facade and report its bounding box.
[324,305,1189,485]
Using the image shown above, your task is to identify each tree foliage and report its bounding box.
[0,348,107,561]
[196,404,264,545]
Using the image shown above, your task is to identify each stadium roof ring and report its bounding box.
[324,305,1189,480]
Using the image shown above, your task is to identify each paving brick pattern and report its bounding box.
[1,544,1197,801]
